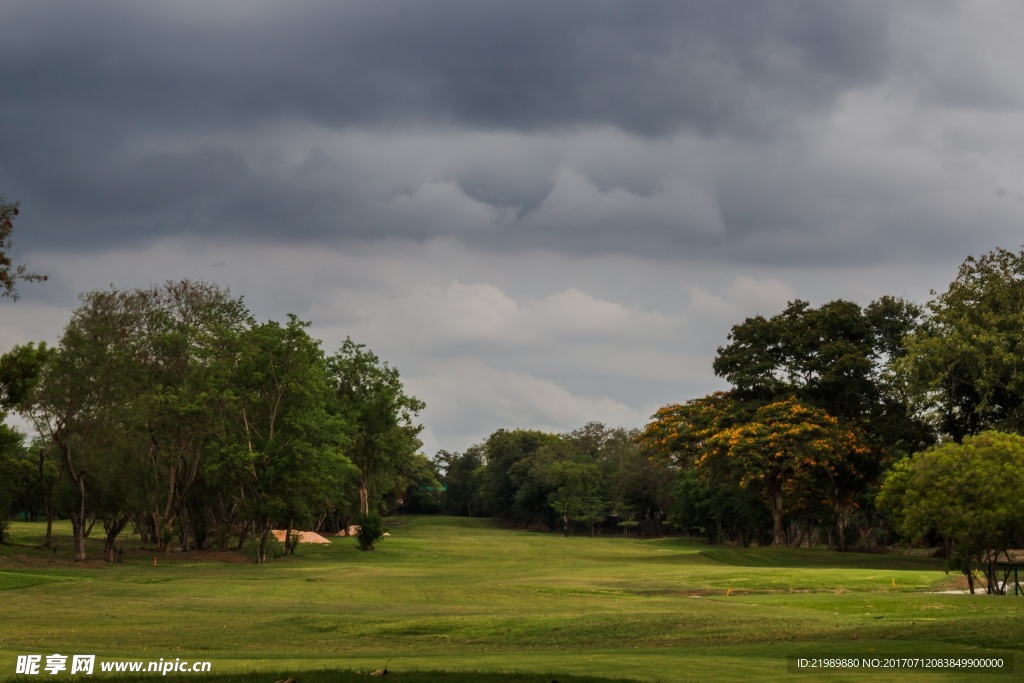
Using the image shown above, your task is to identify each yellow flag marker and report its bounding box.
[726,587,732,596]
[891,578,896,588]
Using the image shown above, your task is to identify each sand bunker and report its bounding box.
[271,530,332,544]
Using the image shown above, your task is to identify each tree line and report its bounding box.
[435,293,926,546]
[431,247,1024,593]
[0,280,430,563]
[436,423,671,537]
[3,243,1024,588]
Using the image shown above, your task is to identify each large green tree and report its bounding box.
[328,339,424,515]
[708,297,930,546]
[18,290,136,560]
[437,446,485,517]
[713,297,928,454]
[12,282,253,556]
[878,431,1024,594]
[898,247,1024,441]
[125,281,251,551]
[214,316,350,563]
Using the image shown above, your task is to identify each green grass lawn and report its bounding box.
[1,516,1021,682]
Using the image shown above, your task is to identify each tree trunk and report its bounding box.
[70,472,88,561]
[71,514,87,561]
[769,489,786,546]
[150,511,162,547]
[103,516,129,563]
[38,449,55,548]
[985,553,1001,595]
[178,507,191,552]
[236,520,251,551]
[255,520,273,564]
[284,518,295,556]
[358,477,370,515]
[213,497,235,551]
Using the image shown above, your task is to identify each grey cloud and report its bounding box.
[3,0,1020,271]
[3,1,895,137]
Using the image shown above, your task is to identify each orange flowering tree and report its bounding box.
[640,393,877,547]
[637,391,751,466]
[638,393,770,543]
[707,397,873,547]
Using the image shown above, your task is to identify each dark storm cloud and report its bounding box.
[2,0,1011,267]
[2,1,895,135]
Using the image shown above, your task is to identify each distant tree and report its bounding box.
[391,451,443,514]
[600,426,672,537]
[0,198,46,300]
[437,446,486,517]
[546,458,607,537]
[480,429,561,524]
[666,467,770,546]
[898,247,1024,441]
[878,431,1024,594]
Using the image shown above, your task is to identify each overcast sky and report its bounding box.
[3,1,1023,455]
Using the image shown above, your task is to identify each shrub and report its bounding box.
[245,532,284,562]
[355,513,386,551]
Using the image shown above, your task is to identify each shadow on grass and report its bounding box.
[698,546,944,571]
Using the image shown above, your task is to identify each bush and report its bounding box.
[245,532,284,562]
[0,518,9,544]
[355,513,386,551]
